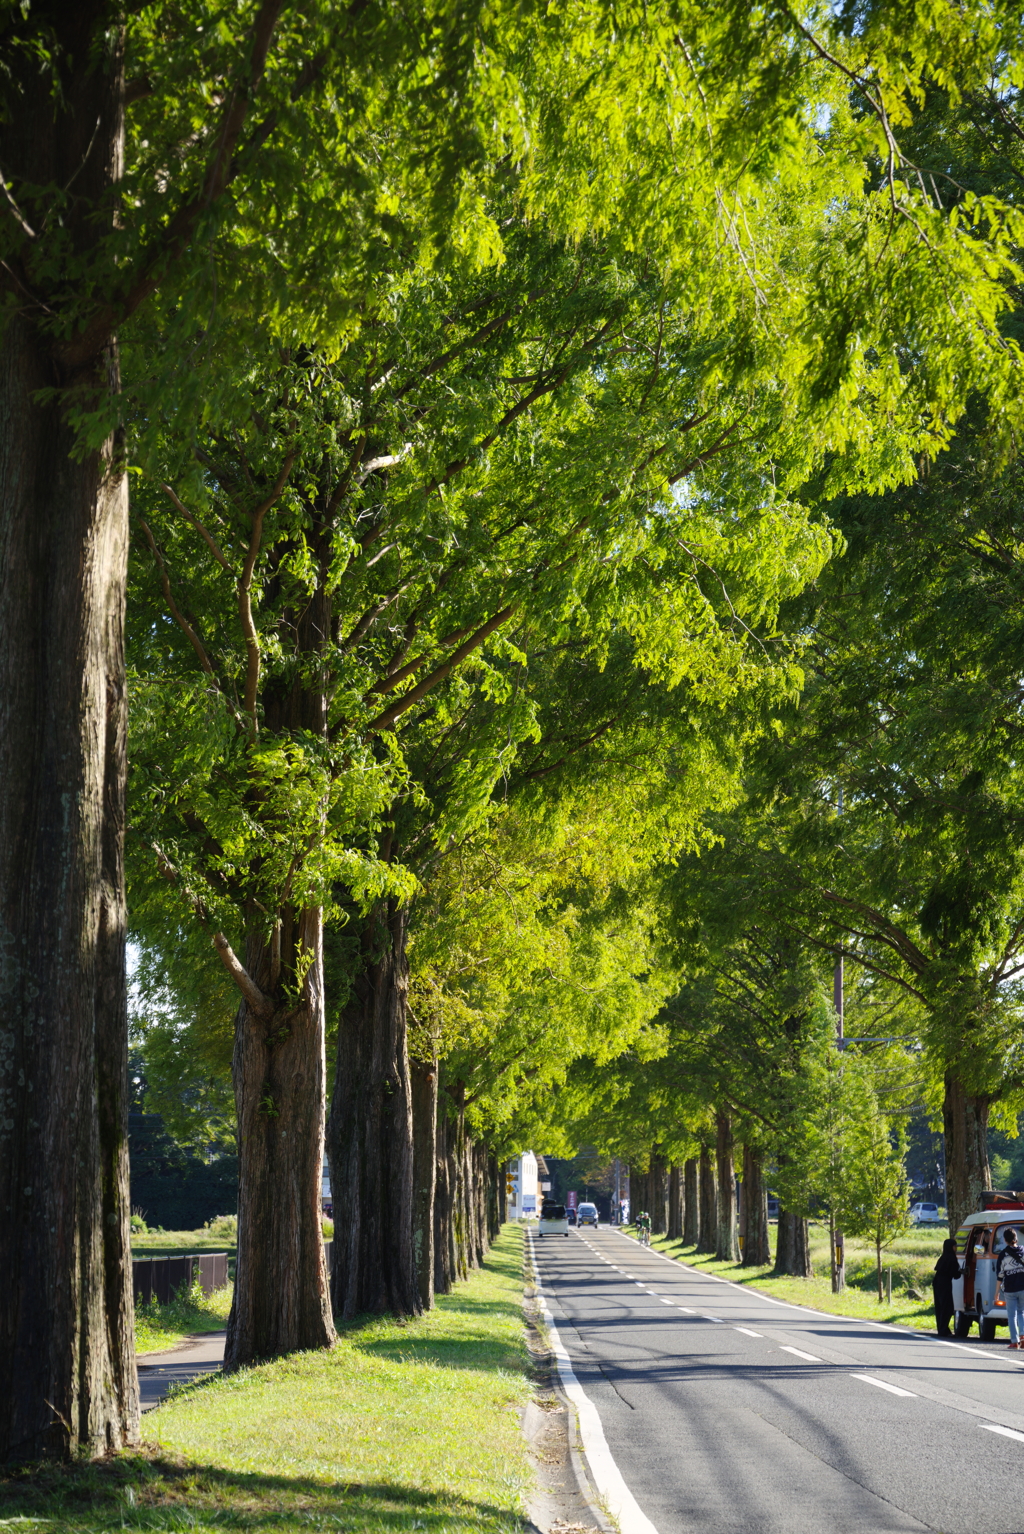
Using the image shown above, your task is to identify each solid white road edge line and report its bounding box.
[528,1230,660,1534]
[980,1423,1024,1443]
[851,1374,917,1398]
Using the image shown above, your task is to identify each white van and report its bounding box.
[538,1201,569,1237]
[952,1203,1024,1339]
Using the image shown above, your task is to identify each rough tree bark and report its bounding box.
[943,1073,992,1231]
[464,1135,480,1270]
[668,1165,683,1240]
[741,1145,771,1266]
[632,1166,650,1224]
[774,1210,812,1277]
[0,10,139,1461]
[715,1111,740,1262]
[697,1147,718,1254]
[487,1152,502,1241]
[226,908,335,1368]
[475,1144,489,1260]
[433,1114,454,1296]
[490,1153,502,1239]
[411,1057,438,1312]
[470,1142,483,1264]
[683,1159,699,1246]
[327,899,419,1317]
[447,1091,469,1282]
[650,1148,668,1235]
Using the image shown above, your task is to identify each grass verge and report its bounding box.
[135,1280,233,1355]
[625,1225,940,1330]
[1,1224,534,1534]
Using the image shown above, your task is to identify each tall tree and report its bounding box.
[7,0,1024,1455]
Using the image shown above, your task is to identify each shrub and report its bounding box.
[203,1214,238,1241]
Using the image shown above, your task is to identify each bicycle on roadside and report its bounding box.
[635,1211,651,1247]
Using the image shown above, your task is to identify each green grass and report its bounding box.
[1,1225,534,1534]
[626,1220,946,1330]
[132,1236,237,1254]
[135,1280,233,1355]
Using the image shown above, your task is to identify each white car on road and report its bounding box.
[910,1201,945,1225]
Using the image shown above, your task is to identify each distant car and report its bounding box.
[766,1197,780,1221]
[910,1202,944,1226]
[566,1207,578,1225]
[578,1202,599,1228]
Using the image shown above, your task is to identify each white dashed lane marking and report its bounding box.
[981,1424,1024,1443]
[735,1327,763,1338]
[851,1374,917,1398]
[780,1346,821,1362]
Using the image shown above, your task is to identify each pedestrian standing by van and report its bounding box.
[996,1228,1024,1348]
[933,1238,962,1337]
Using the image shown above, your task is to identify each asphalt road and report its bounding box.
[137,1330,224,1411]
[532,1225,1024,1534]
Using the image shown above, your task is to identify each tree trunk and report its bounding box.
[943,1073,991,1232]
[0,11,140,1460]
[715,1111,740,1262]
[683,1160,699,1245]
[476,1144,490,1257]
[741,1145,770,1266]
[326,899,419,1317]
[697,1147,718,1254]
[448,1100,468,1281]
[226,907,335,1368]
[668,1165,683,1240]
[650,1148,668,1235]
[632,1165,649,1225]
[469,1140,483,1265]
[497,1154,507,1230]
[411,1057,438,1312]
[463,1134,479,1270]
[487,1153,502,1241]
[774,1210,812,1277]
[433,1115,454,1296]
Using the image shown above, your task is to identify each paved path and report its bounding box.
[137,1330,225,1412]
[532,1226,1024,1534]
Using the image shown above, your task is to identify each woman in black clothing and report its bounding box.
[933,1238,962,1336]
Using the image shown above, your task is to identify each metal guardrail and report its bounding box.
[131,1252,229,1305]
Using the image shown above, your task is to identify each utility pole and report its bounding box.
[613,1158,621,1224]
[831,786,846,1294]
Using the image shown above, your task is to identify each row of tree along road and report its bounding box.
[4,0,1024,1465]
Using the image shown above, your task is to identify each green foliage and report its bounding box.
[32,0,1024,1248]
[203,1215,238,1243]
[842,1103,913,1301]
